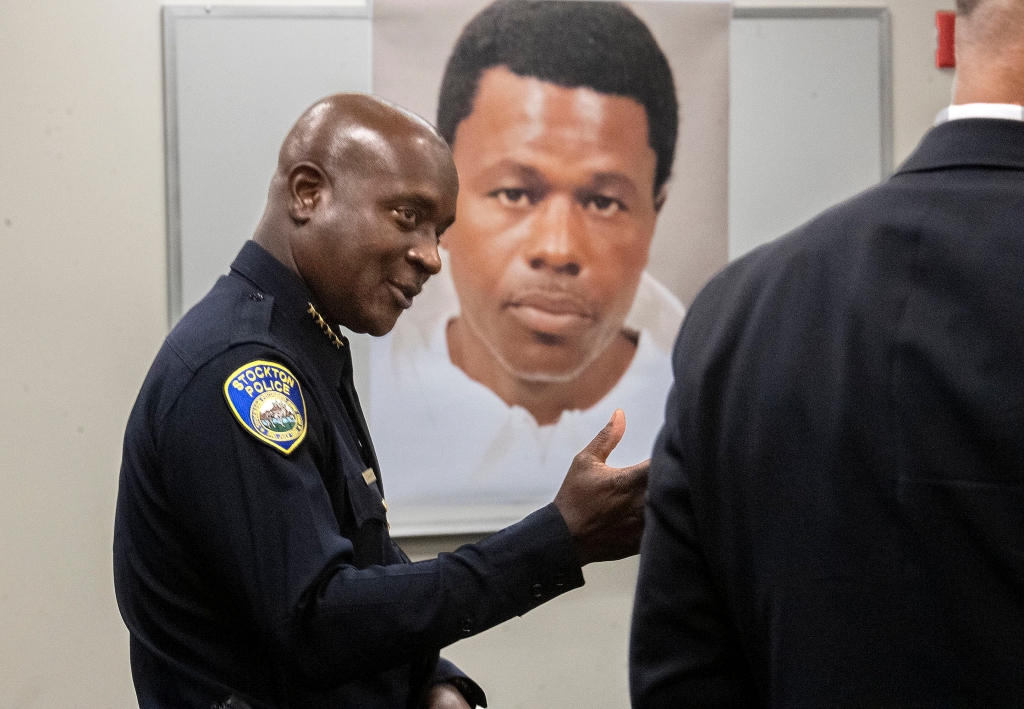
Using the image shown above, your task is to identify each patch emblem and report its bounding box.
[223,360,307,454]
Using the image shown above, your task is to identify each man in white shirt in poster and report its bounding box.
[370,0,686,527]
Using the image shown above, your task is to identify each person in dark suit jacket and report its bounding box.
[629,0,1024,705]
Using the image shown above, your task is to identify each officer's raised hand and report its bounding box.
[553,409,649,565]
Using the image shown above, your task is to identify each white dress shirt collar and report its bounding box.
[935,102,1024,125]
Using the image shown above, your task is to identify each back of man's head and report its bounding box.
[953,0,1024,104]
[955,0,1024,44]
[954,0,1024,15]
[437,0,678,194]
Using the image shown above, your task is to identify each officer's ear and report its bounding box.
[288,162,329,225]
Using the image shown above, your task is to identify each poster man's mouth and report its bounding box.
[504,291,593,336]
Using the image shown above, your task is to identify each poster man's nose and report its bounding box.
[527,194,584,276]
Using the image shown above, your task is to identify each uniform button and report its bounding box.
[248,292,264,301]
[460,617,474,635]
[531,583,544,599]
[554,573,566,589]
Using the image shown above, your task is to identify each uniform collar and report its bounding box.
[229,240,349,387]
[230,240,312,312]
[896,117,1024,176]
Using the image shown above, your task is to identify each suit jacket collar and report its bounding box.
[898,118,1024,175]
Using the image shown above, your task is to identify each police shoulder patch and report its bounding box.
[223,360,307,454]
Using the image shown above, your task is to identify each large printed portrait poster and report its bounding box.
[370,0,730,535]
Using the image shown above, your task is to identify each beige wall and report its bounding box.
[0,0,953,706]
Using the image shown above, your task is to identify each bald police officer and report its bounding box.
[115,94,647,709]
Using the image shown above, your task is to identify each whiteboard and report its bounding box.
[729,8,893,260]
[162,6,371,324]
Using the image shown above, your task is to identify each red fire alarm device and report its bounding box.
[936,11,956,68]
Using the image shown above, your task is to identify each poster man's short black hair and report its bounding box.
[437,0,678,194]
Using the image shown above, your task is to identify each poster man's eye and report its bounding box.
[583,195,625,217]
[491,188,533,208]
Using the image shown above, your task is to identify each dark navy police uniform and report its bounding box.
[114,241,584,708]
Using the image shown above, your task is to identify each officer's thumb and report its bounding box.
[582,409,626,465]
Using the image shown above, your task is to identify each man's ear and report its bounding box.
[288,162,328,224]
[653,184,668,214]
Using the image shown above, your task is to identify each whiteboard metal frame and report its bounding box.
[731,6,894,180]
[161,4,373,326]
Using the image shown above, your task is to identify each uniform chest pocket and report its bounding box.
[341,464,393,568]
[327,414,388,528]
[343,465,389,528]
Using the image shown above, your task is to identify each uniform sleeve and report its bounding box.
[159,346,584,689]
[629,339,756,707]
